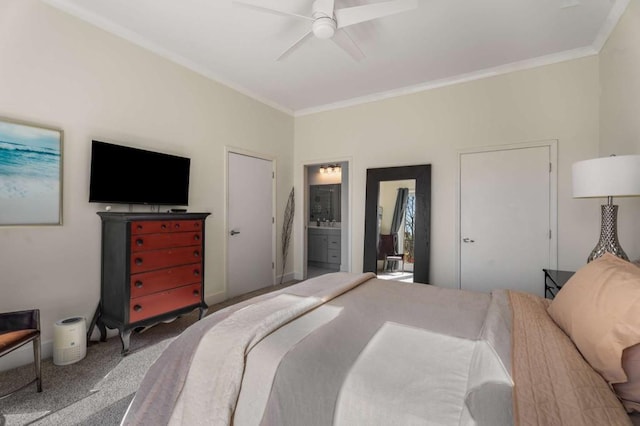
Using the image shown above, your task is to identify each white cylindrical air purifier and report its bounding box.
[53,317,87,366]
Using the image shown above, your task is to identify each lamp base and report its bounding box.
[588,204,628,263]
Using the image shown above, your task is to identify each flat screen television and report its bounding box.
[89,140,191,206]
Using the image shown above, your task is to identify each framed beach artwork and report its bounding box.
[0,117,63,226]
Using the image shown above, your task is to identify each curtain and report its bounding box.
[390,187,409,253]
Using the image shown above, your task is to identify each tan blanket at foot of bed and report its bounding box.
[510,291,631,426]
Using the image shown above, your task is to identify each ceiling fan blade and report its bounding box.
[332,29,365,62]
[335,0,418,28]
[277,31,314,61]
[233,1,313,22]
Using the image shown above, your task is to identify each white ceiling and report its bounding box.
[42,0,627,115]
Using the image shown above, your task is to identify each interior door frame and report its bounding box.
[302,157,352,280]
[456,140,558,289]
[225,146,276,295]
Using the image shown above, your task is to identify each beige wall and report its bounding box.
[3,0,640,370]
[599,0,640,258]
[0,0,293,367]
[294,56,603,287]
[600,0,640,156]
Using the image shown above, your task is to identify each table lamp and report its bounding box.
[572,154,640,262]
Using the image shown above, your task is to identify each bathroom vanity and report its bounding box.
[308,226,341,269]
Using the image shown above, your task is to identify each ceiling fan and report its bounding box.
[233,0,418,61]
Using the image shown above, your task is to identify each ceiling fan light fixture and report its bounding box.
[312,17,336,39]
[235,0,418,60]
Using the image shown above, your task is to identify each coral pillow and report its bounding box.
[614,343,640,412]
[547,253,640,384]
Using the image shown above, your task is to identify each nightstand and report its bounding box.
[543,269,575,299]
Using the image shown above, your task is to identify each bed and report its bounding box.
[122,254,640,425]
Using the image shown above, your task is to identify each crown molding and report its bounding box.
[40,0,295,117]
[41,0,627,118]
[295,46,598,116]
[591,0,630,52]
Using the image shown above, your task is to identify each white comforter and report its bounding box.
[123,273,514,426]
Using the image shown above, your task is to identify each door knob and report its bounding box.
[230,229,240,236]
[462,237,475,243]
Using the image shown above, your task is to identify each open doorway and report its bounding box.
[305,161,350,279]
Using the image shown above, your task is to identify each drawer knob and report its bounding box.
[135,281,143,288]
[175,223,181,229]
[133,304,142,312]
[136,238,144,246]
[161,224,167,230]
[193,290,200,297]
[193,250,200,258]
[193,269,200,276]
[135,258,143,266]
[194,234,200,241]
[137,224,143,231]
[195,222,200,228]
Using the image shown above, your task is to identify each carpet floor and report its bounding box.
[0,281,297,426]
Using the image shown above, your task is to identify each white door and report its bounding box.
[227,152,274,299]
[460,146,551,296]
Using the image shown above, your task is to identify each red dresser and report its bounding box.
[91,212,210,353]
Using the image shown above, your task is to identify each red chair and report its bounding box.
[0,309,42,398]
[377,234,405,272]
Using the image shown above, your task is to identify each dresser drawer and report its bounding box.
[129,283,202,323]
[131,220,172,235]
[131,231,202,252]
[130,246,202,274]
[131,219,203,235]
[130,263,202,298]
[169,220,202,232]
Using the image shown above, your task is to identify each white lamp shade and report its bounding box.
[572,155,640,198]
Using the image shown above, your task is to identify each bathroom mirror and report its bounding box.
[310,184,341,222]
[363,165,431,284]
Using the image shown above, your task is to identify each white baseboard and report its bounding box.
[277,272,296,284]
[1,323,141,373]
[0,283,297,373]
[205,290,226,307]
[0,339,53,373]
[204,275,295,309]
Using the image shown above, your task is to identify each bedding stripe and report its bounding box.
[169,272,375,426]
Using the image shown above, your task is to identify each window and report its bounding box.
[403,193,415,263]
